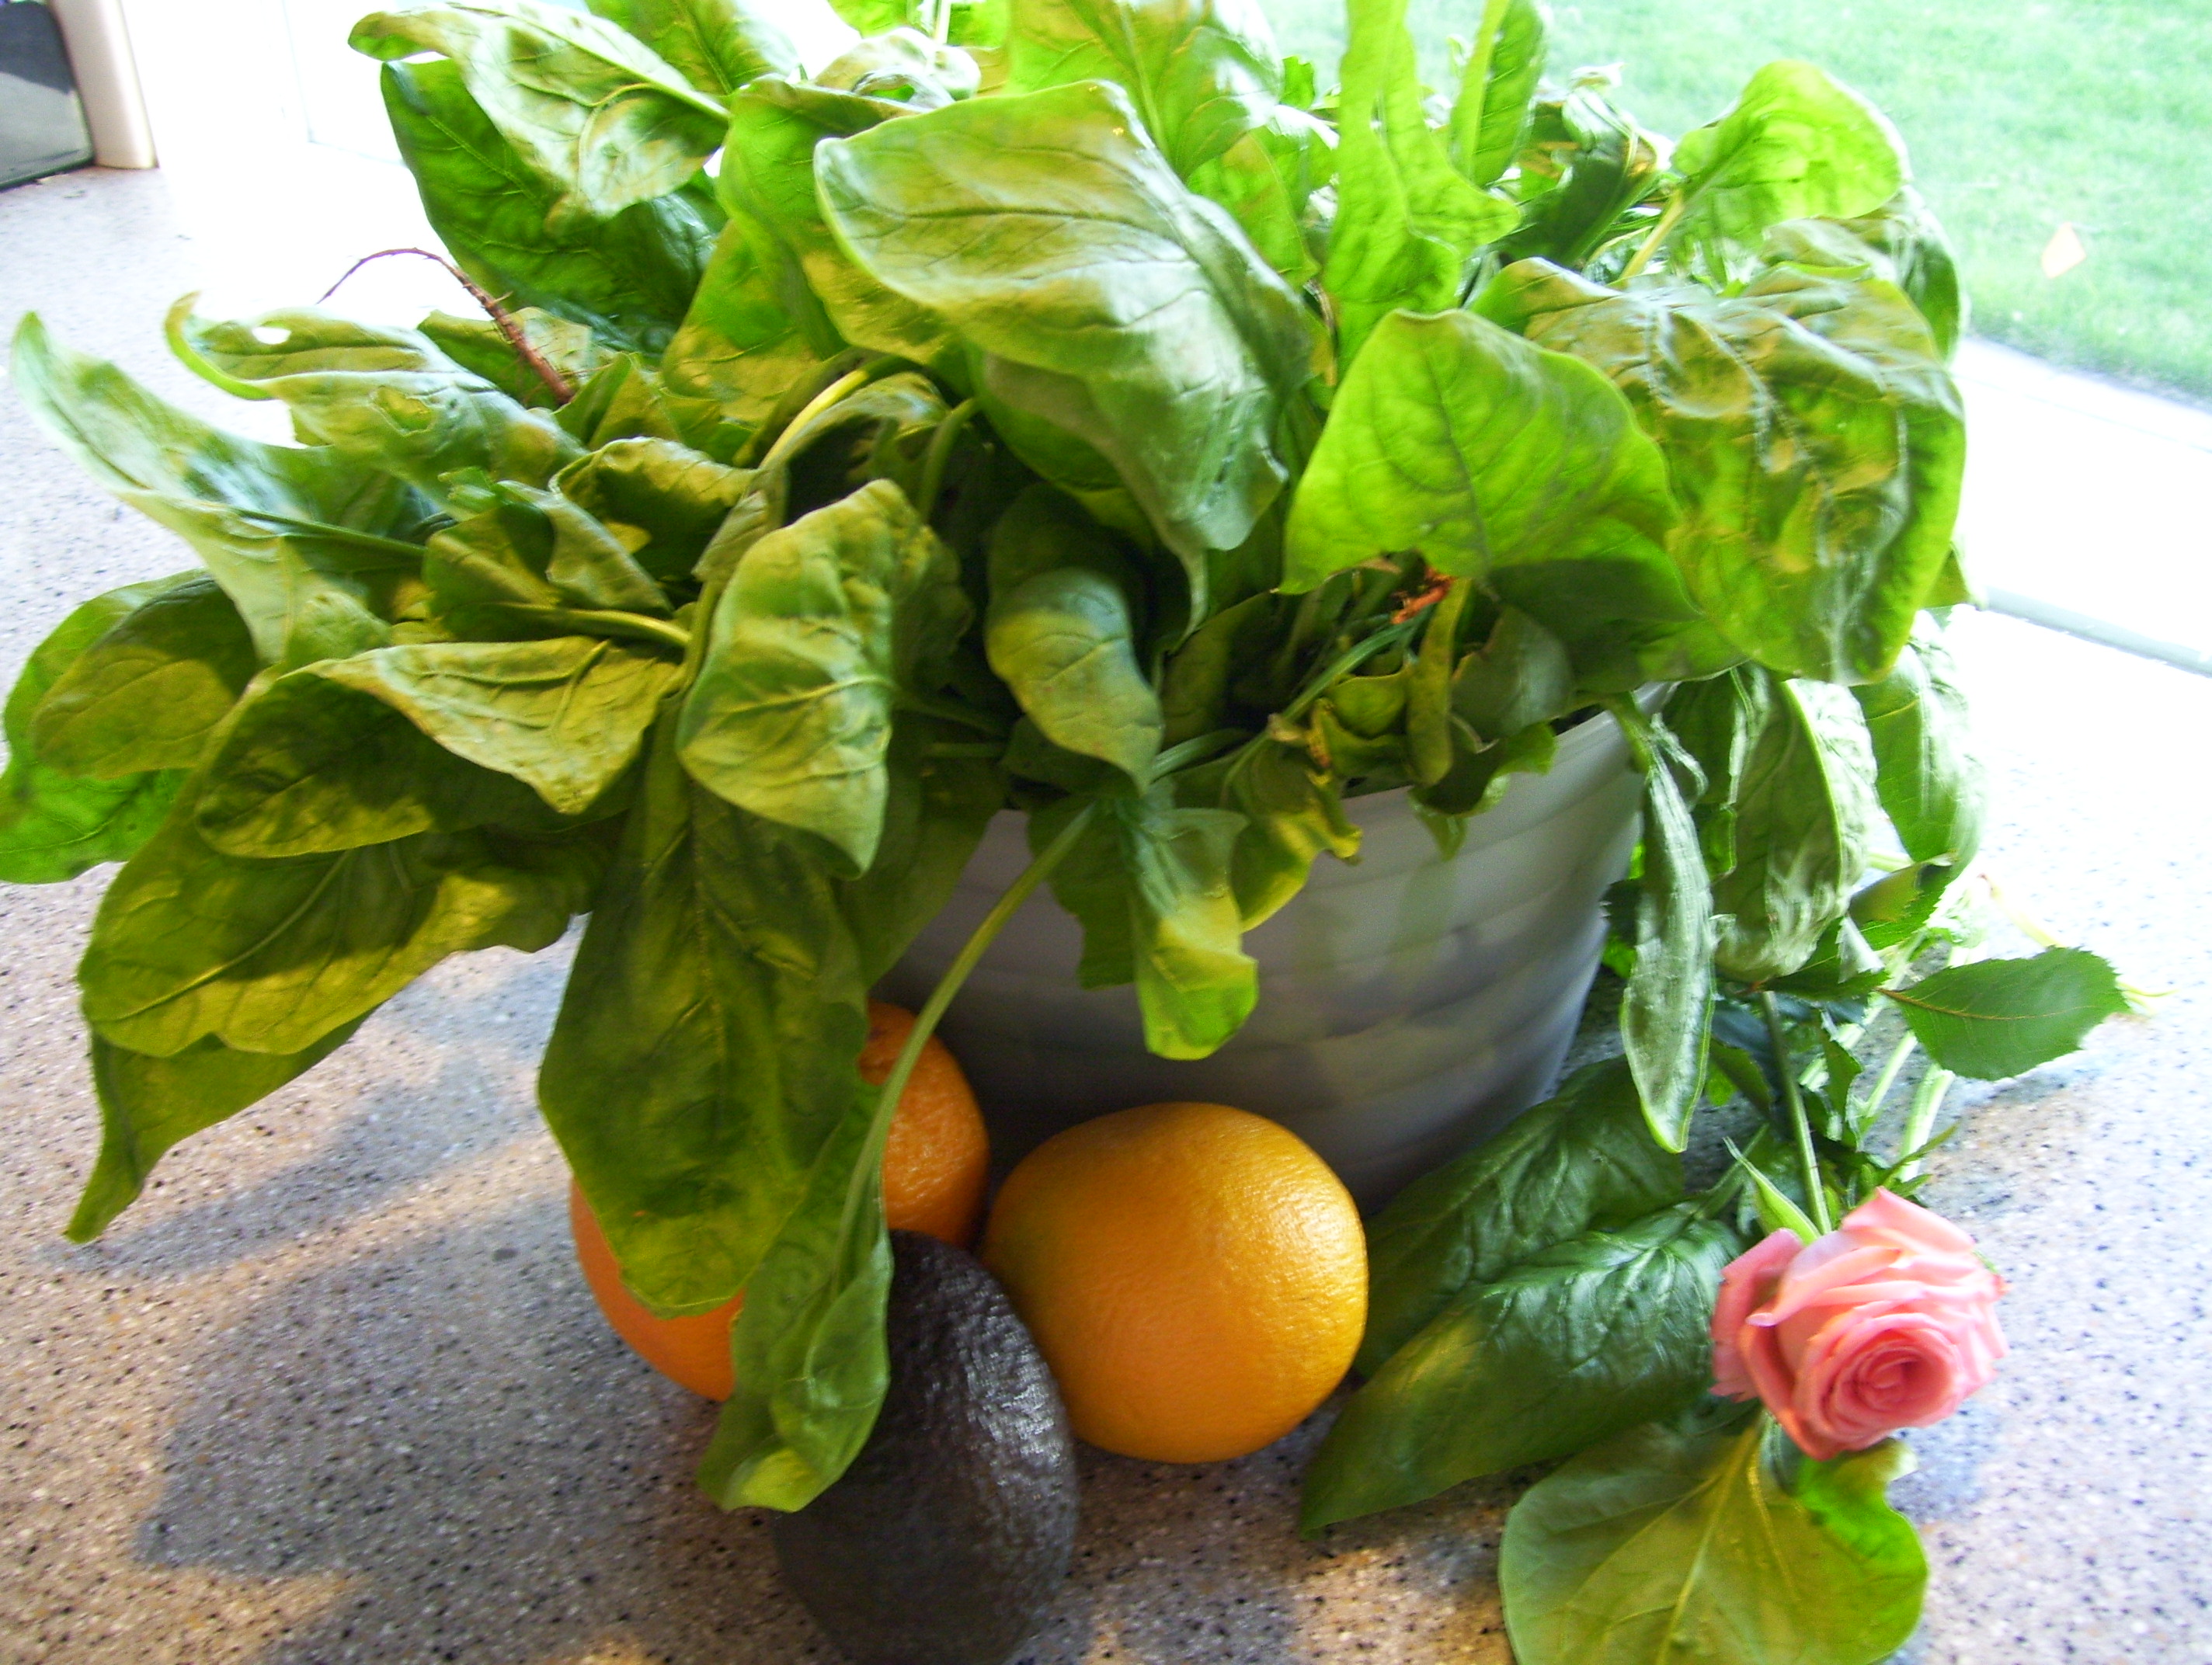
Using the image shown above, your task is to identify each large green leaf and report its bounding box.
[553,436,751,582]
[1174,738,1358,930]
[677,480,967,873]
[1852,623,1981,869]
[1186,130,1316,287]
[425,477,673,620]
[1501,1414,1925,1665]
[1491,74,1661,273]
[78,794,593,1058]
[1609,699,1716,1150]
[698,1081,889,1508]
[1002,0,1281,176]
[29,576,258,780]
[537,716,872,1313]
[1763,186,1964,361]
[1337,0,1516,313]
[1702,673,1878,985]
[352,0,727,224]
[0,579,193,884]
[312,637,681,816]
[816,80,1315,594]
[1284,309,1715,691]
[1032,784,1257,1059]
[1324,0,1515,368]
[833,719,1004,983]
[659,217,831,442]
[1303,1204,1740,1531]
[985,486,1162,784]
[1501,256,1964,683]
[583,0,808,95]
[1358,1057,1681,1377]
[68,1022,370,1241]
[12,316,416,669]
[717,82,953,371]
[1671,60,1905,274]
[1448,0,1546,189]
[1886,947,2128,1081]
[169,305,579,502]
[381,60,716,356]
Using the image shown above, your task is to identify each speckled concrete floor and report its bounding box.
[4,169,2210,1665]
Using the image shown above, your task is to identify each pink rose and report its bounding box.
[1710,1188,2006,1462]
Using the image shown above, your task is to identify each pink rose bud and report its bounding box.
[1709,1188,2006,1462]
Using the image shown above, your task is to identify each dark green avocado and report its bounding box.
[771,1229,1080,1665]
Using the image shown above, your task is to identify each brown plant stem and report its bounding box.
[320,246,575,404]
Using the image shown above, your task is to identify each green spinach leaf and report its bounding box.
[1358,1056,1681,1375]
[1003,0,1281,176]
[381,59,716,355]
[30,575,256,780]
[12,315,416,669]
[0,579,193,884]
[1032,784,1256,1058]
[1325,0,1514,368]
[69,1022,370,1241]
[1609,698,1717,1150]
[79,793,593,1058]
[1494,75,1663,272]
[1303,1203,1740,1531]
[352,0,729,223]
[553,437,751,582]
[1671,60,1905,277]
[659,217,832,443]
[169,304,579,501]
[1284,309,1709,697]
[1706,673,1878,985]
[986,486,1162,783]
[816,80,1315,597]
[583,0,808,95]
[678,480,968,873]
[539,715,872,1313]
[718,82,954,371]
[697,1083,888,1508]
[1852,622,1981,870]
[1449,0,1546,189]
[312,637,680,815]
[1502,256,1964,683]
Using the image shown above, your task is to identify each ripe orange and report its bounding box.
[570,1000,989,1399]
[980,1101,1366,1464]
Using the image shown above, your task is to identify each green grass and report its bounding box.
[1263,0,2212,404]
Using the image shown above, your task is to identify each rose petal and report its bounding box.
[1712,1229,1802,1398]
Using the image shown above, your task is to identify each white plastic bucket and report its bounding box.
[882,707,1643,1208]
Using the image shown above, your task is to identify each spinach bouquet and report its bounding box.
[3,0,2130,1653]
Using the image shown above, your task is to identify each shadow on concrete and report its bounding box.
[130,1180,1504,1663]
[52,948,572,1280]
[135,1187,844,1665]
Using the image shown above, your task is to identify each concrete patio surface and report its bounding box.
[4,164,2210,1665]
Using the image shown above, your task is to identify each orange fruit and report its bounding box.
[980,1101,1366,1464]
[570,1000,989,1399]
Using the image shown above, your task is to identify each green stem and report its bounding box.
[490,604,691,653]
[1852,1030,1919,1138]
[915,398,980,521]
[1759,990,1833,1235]
[838,802,1101,1232]
[1616,189,1689,283]
[1281,616,1420,724]
[228,508,430,561]
[1897,1065,1955,1182]
[756,355,903,476]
